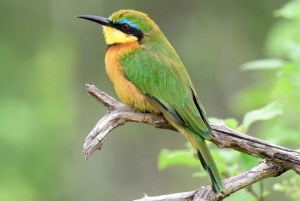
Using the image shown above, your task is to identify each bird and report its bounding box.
[77,10,225,193]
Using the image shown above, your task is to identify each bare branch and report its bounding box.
[84,85,300,172]
[134,191,196,201]
[84,84,174,159]
[83,84,299,200]
[210,125,300,174]
[134,160,286,201]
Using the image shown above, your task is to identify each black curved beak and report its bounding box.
[75,15,112,27]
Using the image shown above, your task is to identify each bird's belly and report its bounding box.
[105,44,160,114]
[115,76,159,113]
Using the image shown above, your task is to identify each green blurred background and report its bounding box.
[1,0,296,200]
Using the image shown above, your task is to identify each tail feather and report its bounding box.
[164,117,225,193]
[188,135,225,193]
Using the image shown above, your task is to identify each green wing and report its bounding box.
[120,49,213,140]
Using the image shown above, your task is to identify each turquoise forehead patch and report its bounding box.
[119,19,139,29]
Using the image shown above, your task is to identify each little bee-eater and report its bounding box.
[77,10,225,193]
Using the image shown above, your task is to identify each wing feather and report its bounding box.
[121,48,213,140]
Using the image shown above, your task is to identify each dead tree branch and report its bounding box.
[84,84,300,201]
[134,160,285,201]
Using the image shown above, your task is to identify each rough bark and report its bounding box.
[84,84,299,200]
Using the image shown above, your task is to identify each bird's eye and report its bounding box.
[122,23,131,31]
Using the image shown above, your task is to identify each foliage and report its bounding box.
[158,1,300,200]
[274,176,300,201]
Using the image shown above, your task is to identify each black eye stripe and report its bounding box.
[114,23,144,42]
[122,23,131,30]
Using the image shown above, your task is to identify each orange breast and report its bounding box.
[105,42,160,114]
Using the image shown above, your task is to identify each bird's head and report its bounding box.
[77,10,159,45]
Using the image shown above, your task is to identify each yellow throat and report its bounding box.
[103,26,138,45]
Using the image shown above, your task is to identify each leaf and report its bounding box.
[211,149,240,175]
[262,191,270,197]
[274,0,300,19]
[273,183,285,191]
[240,153,261,171]
[285,40,300,61]
[208,117,221,125]
[158,149,199,170]
[242,102,283,131]
[208,117,239,129]
[211,149,240,164]
[224,118,239,129]
[240,59,286,71]
[264,124,298,144]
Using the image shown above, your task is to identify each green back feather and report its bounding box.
[120,28,213,139]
